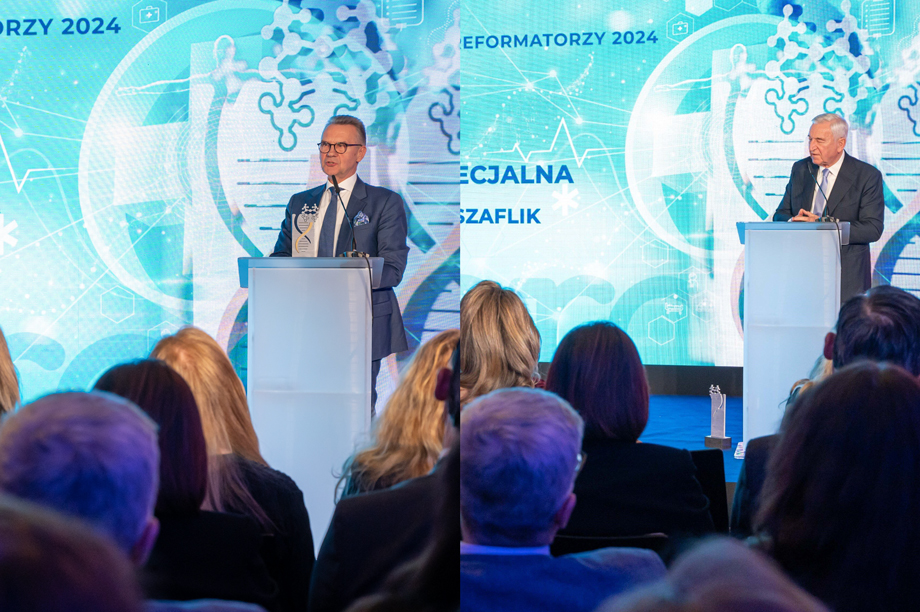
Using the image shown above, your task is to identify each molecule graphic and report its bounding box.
[256,0,402,151]
[764,0,880,134]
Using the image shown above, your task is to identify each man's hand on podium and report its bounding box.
[791,209,819,222]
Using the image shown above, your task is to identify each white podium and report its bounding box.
[239,256,383,553]
[737,222,849,443]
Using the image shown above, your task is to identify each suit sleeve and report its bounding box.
[773,163,800,222]
[270,195,296,257]
[847,165,885,245]
[374,191,410,290]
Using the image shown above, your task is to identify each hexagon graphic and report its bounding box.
[100,287,136,324]
[648,316,676,346]
[642,240,670,268]
[667,13,694,43]
[691,289,716,321]
[686,0,712,16]
[714,0,744,11]
[132,0,167,33]
[147,321,181,352]
[682,265,708,291]
[662,294,688,322]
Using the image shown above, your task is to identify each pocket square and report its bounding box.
[354,211,370,227]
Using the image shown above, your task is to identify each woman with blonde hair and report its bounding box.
[0,326,19,414]
[460,280,540,405]
[340,329,459,497]
[151,326,313,612]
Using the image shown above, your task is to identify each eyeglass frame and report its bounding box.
[317,141,366,154]
[574,451,587,477]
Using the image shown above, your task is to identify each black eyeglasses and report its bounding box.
[317,142,365,153]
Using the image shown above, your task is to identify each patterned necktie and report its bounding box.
[814,168,829,217]
[317,186,338,257]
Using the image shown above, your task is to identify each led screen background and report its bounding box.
[0,0,460,403]
[460,0,919,366]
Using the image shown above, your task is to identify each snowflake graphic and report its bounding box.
[0,213,17,255]
[552,184,580,215]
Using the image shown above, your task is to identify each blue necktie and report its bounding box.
[814,168,829,217]
[317,186,337,257]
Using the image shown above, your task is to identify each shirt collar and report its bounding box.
[460,541,551,556]
[822,150,846,177]
[326,173,359,193]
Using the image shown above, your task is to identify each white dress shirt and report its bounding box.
[312,173,357,256]
[811,150,846,214]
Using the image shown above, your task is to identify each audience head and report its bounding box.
[600,538,829,612]
[460,281,540,405]
[150,326,265,464]
[345,329,459,493]
[0,495,144,612]
[0,392,159,562]
[94,359,208,516]
[460,387,584,547]
[0,325,19,414]
[755,361,920,611]
[545,321,649,441]
[825,285,920,376]
[150,326,271,527]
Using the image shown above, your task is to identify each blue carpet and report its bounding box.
[640,395,743,483]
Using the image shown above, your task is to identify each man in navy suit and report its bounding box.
[773,113,884,303]
[461,388,665,612]
[271,115,409,407]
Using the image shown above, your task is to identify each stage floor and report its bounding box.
[641,395,743,484]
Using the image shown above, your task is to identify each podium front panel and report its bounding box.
[742,226,840,442]
[247,265,372,554]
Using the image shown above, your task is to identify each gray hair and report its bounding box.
[0,392,159,553]
[326,115,366,144]
[460,387,584,546]
[812,113,848,140]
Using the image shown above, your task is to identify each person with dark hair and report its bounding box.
[753,362,920,611]
[0,494,145,612]
[151,327,314,612]
[545,322,713,538]
[309,345,461,612]
[270,114,409,407]
[731,285,920,537]
[94,360,278,609]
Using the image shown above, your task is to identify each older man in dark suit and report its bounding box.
[772,113,884,303]
[271,115,409,407]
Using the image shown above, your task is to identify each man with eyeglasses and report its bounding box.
[271,115,409,408]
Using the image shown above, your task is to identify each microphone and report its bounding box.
[331,175,369,257]
[809,161,837,222]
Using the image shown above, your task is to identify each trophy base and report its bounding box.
[704,435,733,450]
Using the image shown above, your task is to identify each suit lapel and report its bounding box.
[823,154,853,218]
[336,177,367,252]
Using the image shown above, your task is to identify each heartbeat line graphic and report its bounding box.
[490,118,618,168]
[0,132,63,193]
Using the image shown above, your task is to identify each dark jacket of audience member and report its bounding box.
[0,494,145,612]
[732,285,920,537]
[95,360,279,610]
[343,439,460,612]
[311,345,462,612]
[152,327,314,611]
[754,362,920,612]
[460,388,665,612]
[545,322,714,537]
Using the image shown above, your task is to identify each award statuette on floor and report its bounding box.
[705,384,732,450]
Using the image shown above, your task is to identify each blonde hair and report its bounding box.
[150,326,270,527]
[341,330,459,495]
[0,327,19,414]
[460,281,540,405]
